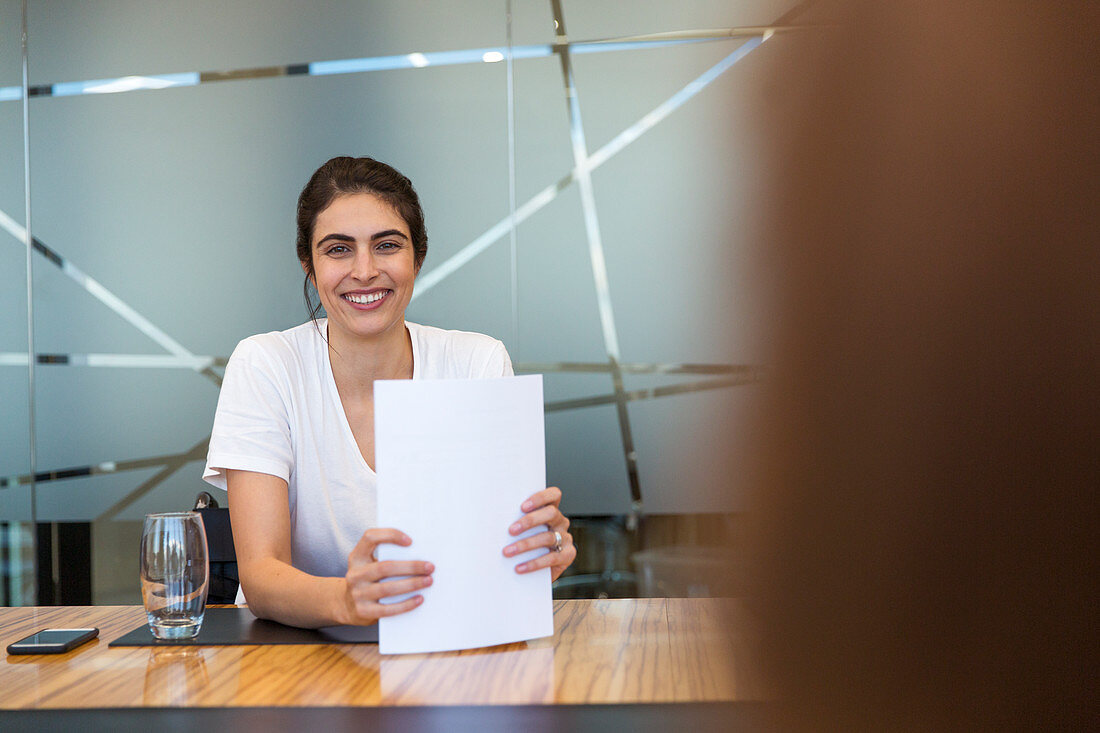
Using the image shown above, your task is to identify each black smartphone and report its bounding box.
[6,628,99,655]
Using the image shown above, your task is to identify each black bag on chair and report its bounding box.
[194,491,240,604]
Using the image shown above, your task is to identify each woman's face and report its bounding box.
[307,192,418,344]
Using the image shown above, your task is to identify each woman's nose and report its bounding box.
[351,250,379,280]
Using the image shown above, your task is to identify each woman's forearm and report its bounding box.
[238,557,354,628]
[226,469,365,628]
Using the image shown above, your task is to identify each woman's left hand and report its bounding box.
[503,486,576,582]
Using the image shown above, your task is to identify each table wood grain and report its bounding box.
[0,599,755,709]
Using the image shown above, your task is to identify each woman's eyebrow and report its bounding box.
[369,229,409,242]
[315,230,409,247]
[315,233,354,247]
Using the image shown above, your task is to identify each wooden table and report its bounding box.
[1,599,760,710]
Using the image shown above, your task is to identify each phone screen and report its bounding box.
[21,630,91,646]
[8,628,98,653]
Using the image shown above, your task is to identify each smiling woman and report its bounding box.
[200,157,577,629]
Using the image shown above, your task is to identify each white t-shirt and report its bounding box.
[202,319,513,591]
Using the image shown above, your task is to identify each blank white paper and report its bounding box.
[373,375,553,655]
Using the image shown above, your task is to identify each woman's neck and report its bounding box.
[326,320,413,397]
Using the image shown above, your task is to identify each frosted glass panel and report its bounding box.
[507,1,790,512]
[27,0,507,84]
[0,0,34,609]
[0,165,31,523]
[625,376,765,513]
[560,0,797,38]
[513,187,608,364]
[547,406,632,516]
[581,39,772,365]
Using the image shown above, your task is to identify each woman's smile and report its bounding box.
[342,289,391,307]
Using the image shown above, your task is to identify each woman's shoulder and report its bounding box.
[229,320,325,370]
[407,321,502,350]
[407,321,511,378]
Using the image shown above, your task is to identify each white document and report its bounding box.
[373,374,553,654]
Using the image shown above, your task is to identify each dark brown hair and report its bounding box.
[296,156,428,320]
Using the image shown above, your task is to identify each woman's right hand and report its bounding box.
[341,528,434,625]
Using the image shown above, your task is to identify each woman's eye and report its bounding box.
[327,244,350,255]
[377,241,400,251]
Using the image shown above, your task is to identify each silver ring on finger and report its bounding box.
[552,530,563,553]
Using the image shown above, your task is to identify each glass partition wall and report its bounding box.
[1,0,33,605]
[1,0,804,605]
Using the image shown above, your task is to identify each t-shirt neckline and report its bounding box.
[317,319,419,476]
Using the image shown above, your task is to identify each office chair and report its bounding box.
[552,516,638,599]
[193,491,239,604]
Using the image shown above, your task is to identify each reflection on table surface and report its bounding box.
[143,647,212,707]
[0,598,758,709]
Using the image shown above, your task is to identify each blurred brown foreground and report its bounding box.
[736,1,1099,730]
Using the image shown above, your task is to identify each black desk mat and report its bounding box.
[108,607,377,647]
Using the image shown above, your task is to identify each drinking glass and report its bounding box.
[140,512,209,640]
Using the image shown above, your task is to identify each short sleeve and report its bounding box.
[202,337,294,491]
[483,339,514,377]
